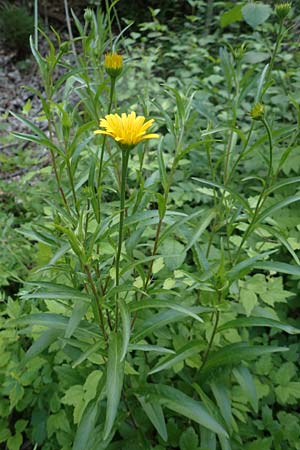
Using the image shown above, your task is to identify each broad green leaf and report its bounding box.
[179,426,198,450]
[160,238,186,271]
[243,51,269,64]
[149,340,206,375]
[240,289,258,316]
[220,4,243,28]
[242,3,272,29]
[103,332,124,440]
[138,397,168,441]
[145,384,228,437]
[217,316,300,335]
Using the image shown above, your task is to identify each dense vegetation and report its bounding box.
[1,1,300,449]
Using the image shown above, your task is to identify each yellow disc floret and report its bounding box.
[94,112,159,150]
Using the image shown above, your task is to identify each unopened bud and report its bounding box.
[275,3,291,21]
[104,52,123,78]
[250,103,265,121]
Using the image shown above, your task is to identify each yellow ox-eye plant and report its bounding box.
[94,111,159,328]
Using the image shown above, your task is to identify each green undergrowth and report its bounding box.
[1,1,300,450]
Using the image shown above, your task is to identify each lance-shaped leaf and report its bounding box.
[103,332,124,440]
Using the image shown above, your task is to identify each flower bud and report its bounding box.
[84,8,93,22]
[275,3,291,21]
[250,103,265,121]
[104,52,123,78]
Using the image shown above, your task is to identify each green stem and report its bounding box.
[84,265,107,340]
[199,309,220,372]
[266,22,284,85]
[115,148,130,330]
[96,77,116,222]
[234,117,273,262]
[66,158,79,215]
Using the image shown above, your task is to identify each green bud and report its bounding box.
[275,3,291,20]
[84,8,93,22]
[250,103,265,121]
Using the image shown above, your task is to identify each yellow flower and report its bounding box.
[104,52,123,78]
[94,112,159,150]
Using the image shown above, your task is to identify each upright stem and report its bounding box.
[234,117,273,262]
[34,0,38,51]
[84,265,107,340]
[115,149,130,330]
[96,77,116,222]
[265,22,284,85]
[64,0,78,64]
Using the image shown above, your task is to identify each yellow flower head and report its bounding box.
[104,52,123,78]
[94,112,159,150]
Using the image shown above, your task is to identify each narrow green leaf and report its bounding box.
[253,261,300,276]
[103,332,124,440]
[15,313,100,339]
[22,282,90,303]
[217,316,300,335]
[193,177,252,214]
[233,366,258,412]
[227,250,278,280]
[72,340,104,368]
[119,300,131,362]
[211,382,232,430]
[133,310,186,342]
[128,344,175,354]
[72,402,98,450]
[65,302,89,339]
[184,212,215,252]
[255,64,269,102]
[200,343,288,379]
[157,139,168,191]
[255,195,300,225]
[149,340,206,375]
[24,328,63,361]
[129,299,208,323]
[145,384,228,438]
[138,397,168,441]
